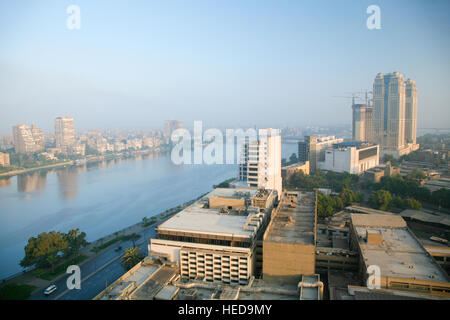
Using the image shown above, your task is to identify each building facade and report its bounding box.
[281,161,310,181]
[12,124,44,153]
[349,214,450,298]
[352,104,374,143]
[55,116,76,151]
[405,79,418,144]
[372,72,419,158]
[318,142,380,175]
[0,152,10,167]
[239,128,282,199]
[149,187,277,285]
[263,191,317,284]
[297,135,344,173]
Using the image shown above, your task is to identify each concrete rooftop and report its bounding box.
[264,191,316,245]
[158,187,261,238]
[352,214,449,283]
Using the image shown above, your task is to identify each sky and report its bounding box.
[0,0,449,134]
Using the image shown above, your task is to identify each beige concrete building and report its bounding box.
[55,116,75,151]
[0,152,10,167]
[352,104,374,143]
[149,187,277,285]
[298,135,344,173]
[361,162,401,183]
[405,79,418,144]
[373,72,419,158]
[12,124,44,153]
[263,191,317,284]
[373,72,406,151]
[349,213,450,298]
[281,161,310,180]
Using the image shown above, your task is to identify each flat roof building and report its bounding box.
[150,187,277,285]
[318,142,380,175]
[263,191,317,284]
[281,161,310,181]
[349,213,450,298]
[298,135,345,173]
[238,128,282,199]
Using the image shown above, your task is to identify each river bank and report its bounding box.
[0,160,74,178]
[0,147,170,179]
[0,190,210,298]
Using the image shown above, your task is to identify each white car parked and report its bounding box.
[44,284,57,296]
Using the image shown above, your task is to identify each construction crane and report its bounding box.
[333,90,373,106]
[332,93,363,106]
[346,90,373,105]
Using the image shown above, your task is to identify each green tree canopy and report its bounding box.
[340,188,360,206]
[317,192,333,218]
[20,231,68,271]
[121,247,144,271]
[369,190,393,211]
[63,229,88,257]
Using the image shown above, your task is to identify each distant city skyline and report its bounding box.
[1,0,449,134]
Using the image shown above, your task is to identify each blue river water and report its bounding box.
[0,143,298,279]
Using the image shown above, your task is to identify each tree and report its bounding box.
[431,188,450,209]
[341,188,359,206]
[331,196,344,211]
[288,153,298,165]
[63,229,88,258]
[46,253,59,273]
[121,247,144,271]
[407,198,422,210]
[317,192,333,218]
[122,233,141,247]
[407,168,426,180]
[369,190,392,211]
[20,231,68,271]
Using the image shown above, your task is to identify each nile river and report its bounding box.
[0,143,298,279]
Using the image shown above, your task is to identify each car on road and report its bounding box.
[44,284,57,296]
[114,246,122,252]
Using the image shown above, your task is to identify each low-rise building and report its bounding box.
[281,161,310,180]
[349,213,450,298]
[298,135,345,173]
[149,187,277,285]
[0,152,10,167]
[361,162,401,183]
[318,142,379,175]
[263,191,317,284]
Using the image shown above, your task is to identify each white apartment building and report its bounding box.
[318,142,380,175]
[149,187,277,285]
[239,128,282,199]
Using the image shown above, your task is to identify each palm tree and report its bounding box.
[121,247,144,271]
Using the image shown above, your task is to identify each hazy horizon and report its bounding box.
[1,0,449,135]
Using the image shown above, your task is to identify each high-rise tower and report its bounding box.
[55,116,75,150]
[239,128,282,199]
[373,72,407,151]
[352,104,374,143]
[405,79,418,144]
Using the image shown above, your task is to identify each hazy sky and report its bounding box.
[0,0,449,134]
